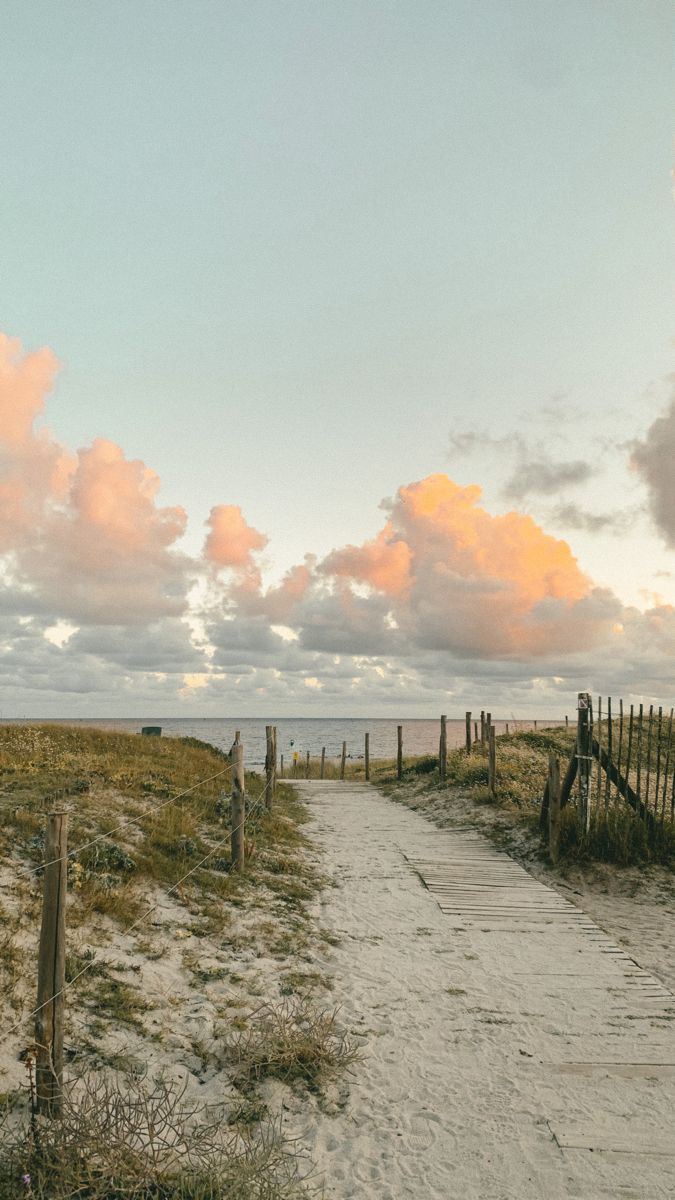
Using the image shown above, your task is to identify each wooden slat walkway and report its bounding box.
[293,779,675,1197]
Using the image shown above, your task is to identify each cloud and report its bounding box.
[3,330,675,717]
[0,333,74,553]
[204,505,268,571]
[631,394,675,547]
[547,503,631,535]
[503,455,594,502]
[322,524,412,597]
[0,336,190,624]
[313,474,615,659]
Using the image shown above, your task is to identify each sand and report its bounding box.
[3,775,674,1198]
[290,779,675,1200]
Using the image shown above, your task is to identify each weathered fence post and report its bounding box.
[397,725,403,781]
[465,712,472,754]
[439,715,447,782]
[505,722,509,735]
[231,741,246,871]
[488,726,497,801]
[548,752,561,864]
[577,692,591,834]
[272,726,277,801]
[565,715,569,730]
[486,712,492,745]
[280,753,284,779]
[320,747,325,779]
[36,809,68,1115]
[474,721,478,744]
[480,711,486,746]
[265,725,274,812]
[365,732,370,781]
[306,750,310,778]
[340,741,346,781]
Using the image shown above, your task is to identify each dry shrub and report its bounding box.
[0,1073,308,1199]
[226,998,358,1092]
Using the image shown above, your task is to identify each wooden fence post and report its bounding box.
[306,750,310,778]
[465,712,472,754]
[272,727,277,801]
[439,715,447,781]
[365,732,370,781]
[474,721,478,744]
[486,713,492,747]
[280,753,284,779]
[488,727,497,801]
[265,726,274,812]
[548,752,561,864]
[231,742,246,871]
[36,810,68,1116]
[577,692,591,834]
[397,725,403,781]
[480,711,486,746]
[320,747,325,779]
[565,715,569,730]
[340,741,346,781]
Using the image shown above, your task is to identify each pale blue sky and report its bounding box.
[2,2,675,719]
[2,0,673,588]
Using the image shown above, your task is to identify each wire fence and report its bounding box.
[0,732,279,1113]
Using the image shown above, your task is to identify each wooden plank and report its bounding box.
[550,1122,675,1156]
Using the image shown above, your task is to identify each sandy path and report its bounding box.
[290,780,675,1200]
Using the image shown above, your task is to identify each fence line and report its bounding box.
[1,740,277,1111]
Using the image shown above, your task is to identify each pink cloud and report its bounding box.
[315,473,615,658]
[204,504,268,570]
[0,335,189,623]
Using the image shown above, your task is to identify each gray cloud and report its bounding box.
[503,456,594,502]
[547,503,632,536]
[631,394,675,548]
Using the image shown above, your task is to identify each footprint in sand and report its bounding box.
[408,1115,435,1151]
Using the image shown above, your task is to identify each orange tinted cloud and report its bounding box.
[322,522,412,596]
[0,334,75,551]
[204,504,268,570]
[318,473,612,658]
[0,335,189,623]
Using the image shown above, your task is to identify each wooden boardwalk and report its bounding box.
[293,779,675,1198]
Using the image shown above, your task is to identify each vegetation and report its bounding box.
[226,998,358,1092]
[0,723,354,1199]
[373,724,675,869]
[0,1073,308,1199]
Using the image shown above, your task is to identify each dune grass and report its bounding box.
[368,725,675,868]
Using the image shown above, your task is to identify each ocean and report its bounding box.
[0,715,565,769]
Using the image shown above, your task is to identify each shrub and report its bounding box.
[0,1073,307,1200]
[226,998,358,1092]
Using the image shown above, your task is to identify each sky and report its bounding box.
[1,0,674,717]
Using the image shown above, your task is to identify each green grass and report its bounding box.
[375,724,675,869]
